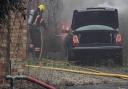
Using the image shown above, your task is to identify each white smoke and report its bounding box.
[98,0,128,13]
[61,0,128,21]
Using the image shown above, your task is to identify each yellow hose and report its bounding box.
[25,65,128,80]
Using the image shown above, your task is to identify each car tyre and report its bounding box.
[114,51,123,65]
[66,48,74,61]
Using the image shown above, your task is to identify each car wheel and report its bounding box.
[114,51,123,65]
[66,48,74,61]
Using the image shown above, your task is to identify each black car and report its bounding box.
[64,7,123,65]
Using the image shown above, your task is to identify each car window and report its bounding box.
[76,25,114,31]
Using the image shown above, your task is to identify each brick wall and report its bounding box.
[0,1,27,87]
[10,11,27,75]
[0,25,7,86]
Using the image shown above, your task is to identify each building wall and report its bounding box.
[10,11,27,75]
[0,25,7,86]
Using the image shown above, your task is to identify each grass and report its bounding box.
[36,58,99,71]
[113,66,128,73]
[38,58,73,68]
[26,58,128,74]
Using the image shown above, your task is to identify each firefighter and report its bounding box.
[28,4,46,27]
[33,4,45,25]
[28,43,36,64]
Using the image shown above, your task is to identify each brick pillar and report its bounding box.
[10,11,27,75]
[0,59,6,86]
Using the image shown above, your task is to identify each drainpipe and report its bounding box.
[6,10,11,75]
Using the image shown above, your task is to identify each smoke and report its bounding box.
[61,0,128,21]
[61,0,103,21]
[98,0,128,13]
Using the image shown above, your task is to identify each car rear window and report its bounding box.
[76,25,114,31]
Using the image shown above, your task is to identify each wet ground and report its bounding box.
[65,84,128,89]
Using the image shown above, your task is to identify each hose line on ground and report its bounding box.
[25,65,128,80]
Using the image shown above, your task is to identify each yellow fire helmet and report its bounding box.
[38,4,45,11]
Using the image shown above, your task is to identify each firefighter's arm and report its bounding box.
[33,15,40,25]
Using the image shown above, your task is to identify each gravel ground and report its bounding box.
[27,67,128,87]
[65,84,128,89]
[25,53,128,88]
